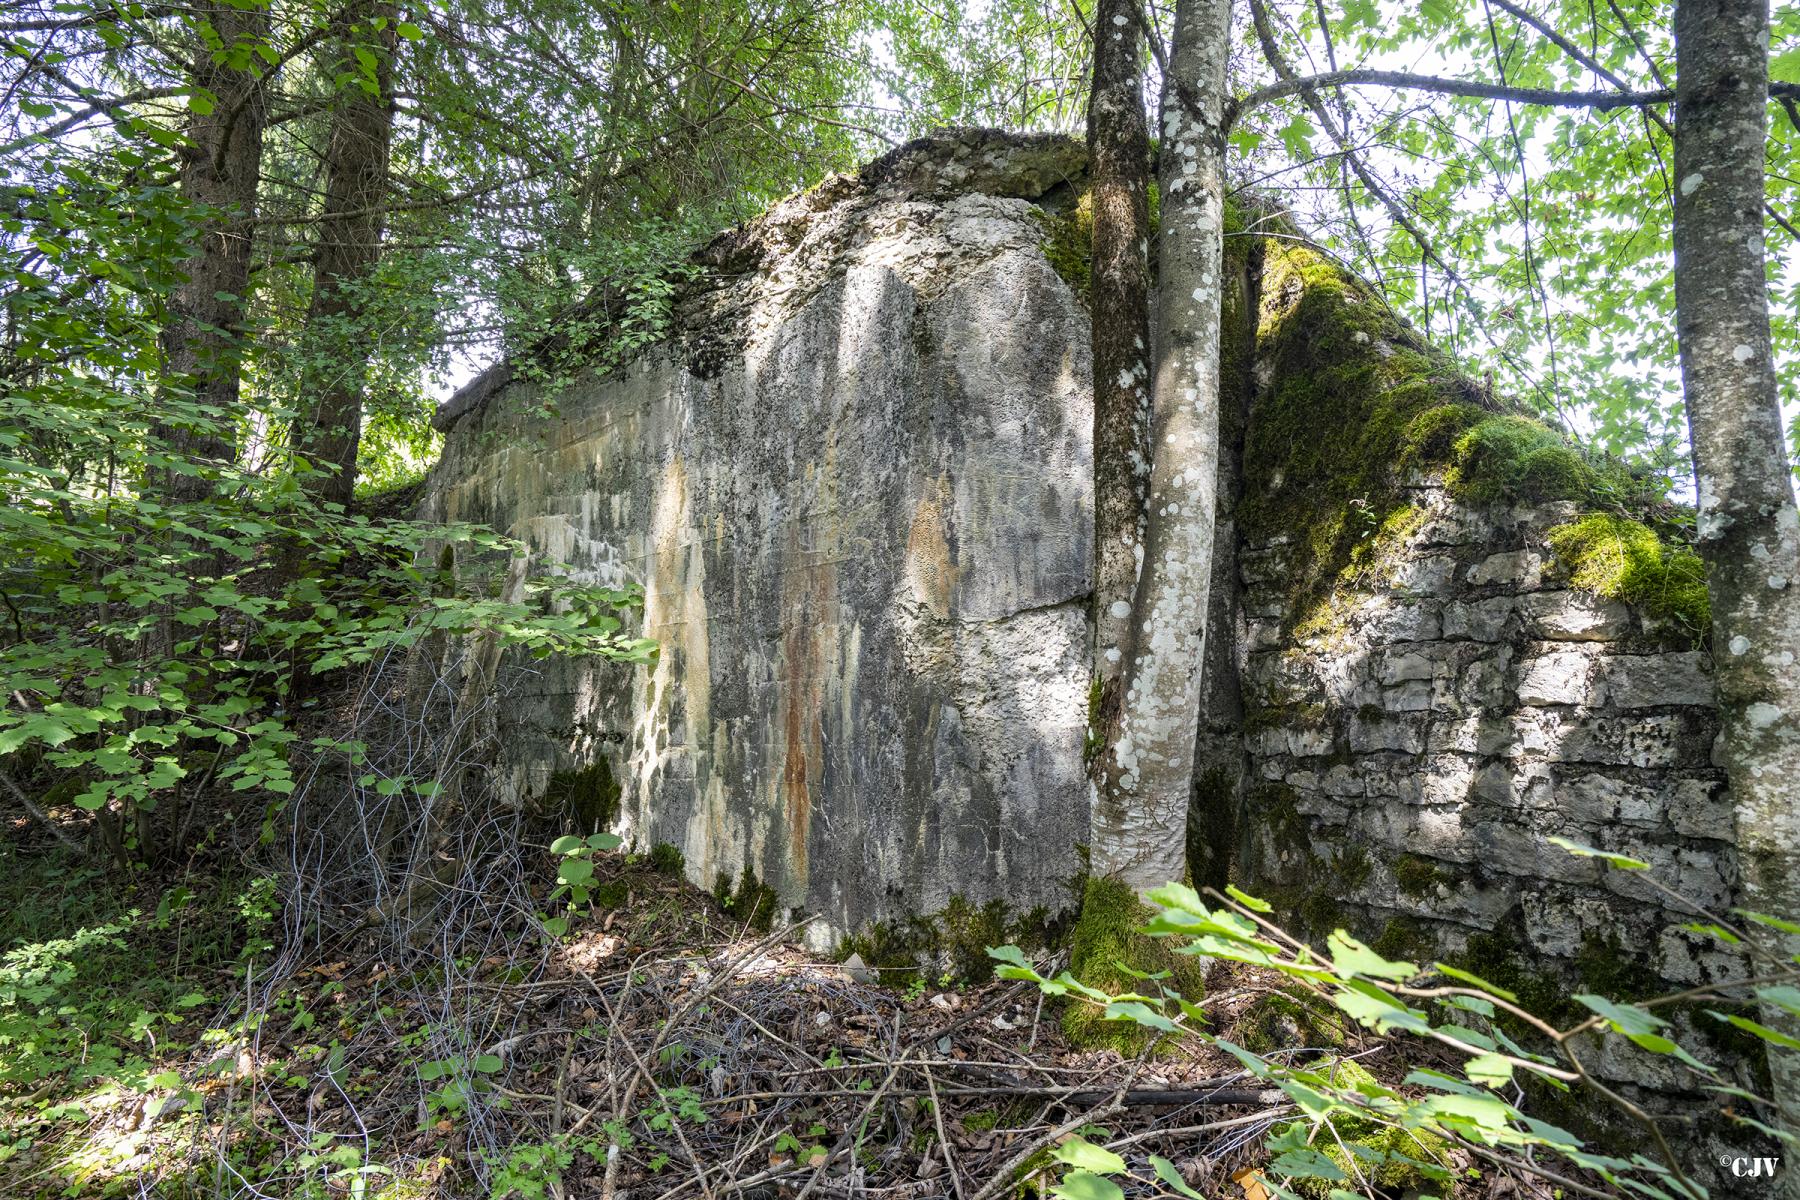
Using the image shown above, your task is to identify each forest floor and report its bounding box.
[0,796,1528,1200]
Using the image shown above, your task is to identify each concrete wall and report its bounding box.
[422,132,1096,947]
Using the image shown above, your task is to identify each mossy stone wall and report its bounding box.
[1223,246,1742,1051]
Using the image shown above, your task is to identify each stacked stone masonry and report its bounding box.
[1237,486,1740,991]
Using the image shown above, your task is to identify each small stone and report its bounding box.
[1521,591,1629,641]
[842,952,876,984]
[1466,549,1543,589]
[1377,649,1437,685]
[1389,555,1457,592]
[1360,600,1442,643]
[1516,647,1596,706]
[1596,653,1714,709]
[1442,596,1514,641]
[1667,777,1732,841]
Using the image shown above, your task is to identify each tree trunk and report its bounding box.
[1089,0,1232,891]
[155,1,269,501]
[293,5,398,508]
[1086,0,1154,760]
[1672,0,1800,1164]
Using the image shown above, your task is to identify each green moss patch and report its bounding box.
[713,865,779,933]
[1392,854,1450,900]
[543,760,619,836]
[1063,877,1206,1055]
[1446,415,1597,504]
[1371,914,1438,962]
[1547,513,1710,642]
[648,842,685,876]
[1240,244,1664,638]
[1039,191,1093,302]
[838,896,1057,987]
[1274,1060,1456,1197]
[1240,245,1499,631]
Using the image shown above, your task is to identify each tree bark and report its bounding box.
[293,5,398,508]
[1672,0,1800,1165]
[1086,0,1154,759]
[155,1,269,501]
[1090,0,1232,891]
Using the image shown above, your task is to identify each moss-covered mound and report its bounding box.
[1239,243,1670,634]
[1063,877,1206,1054]
[1240,247,1493,612]
[1273,1059,1456,1197]
[838,896,1058,987]
[1547,512,1710,640]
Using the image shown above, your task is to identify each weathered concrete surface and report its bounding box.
[422,131,1094,946]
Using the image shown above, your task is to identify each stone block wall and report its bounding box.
[1235,485,1739,990]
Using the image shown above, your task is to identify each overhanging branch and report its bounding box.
[1233,69,1800,124]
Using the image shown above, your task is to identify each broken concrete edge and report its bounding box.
[430,127,1088,434]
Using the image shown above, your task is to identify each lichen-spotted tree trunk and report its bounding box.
[1672,0,1800,1164]
[293,4,398,508]
[1086,0,1154,753]
[1089,0,1232,891]
[153,0,269,501]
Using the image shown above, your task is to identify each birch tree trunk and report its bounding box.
[1086,0,1154,752]
[1672,0,1800,1166]
[1089,0,1232,891]
[294,5,398,508]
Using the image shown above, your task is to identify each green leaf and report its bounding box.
[396,20,424,39]
[1151,1156,1206,1198]
[1327,931,1416,980]
[1048,1170,1126,1200]
[550,835,585,855]
[1225,885,1272,913]
[1546,837,1647,870]
[1573,995,1664,1037]
[1464,1053,1514,1087]
[1738,910,1800,936]
[1707,1012,1800,1050]
[1279,113,1316,160]
[1272,1146,1348,1182]
[1051,1137,1126,1175]
[1103,999,1179,1032]
[472,1054,504,1073]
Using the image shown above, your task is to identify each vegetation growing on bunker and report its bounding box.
[1039,181,1165,304]
[714,865,780,933]
[1271,1060,1455,1198]
[648,842,686,876]
[838,896,1058,986]
[1548,512,1711,641]
[1039,190,1094,302]
[1062,876,1206,1054]
[542,759,620,835]
[1391,853,1451,900]
[1240,245,1667,638]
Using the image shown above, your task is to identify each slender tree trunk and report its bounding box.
[294,5,398,508]
[1090,0,1232,891]
[155,1,269,501]
[1086,0,1154,760]
[1672,0,1800,1166]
